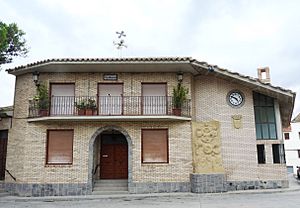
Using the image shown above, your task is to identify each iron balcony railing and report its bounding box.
[28,96,191,118]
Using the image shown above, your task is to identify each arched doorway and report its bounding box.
[88,126,132,192]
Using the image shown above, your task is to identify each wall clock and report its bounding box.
[227,90,245,108]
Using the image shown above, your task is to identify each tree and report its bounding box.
[0,21,28,66]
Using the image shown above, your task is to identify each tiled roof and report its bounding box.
[0,106,13,117]
[0,106,13,111]
[5,57,295,96]
[6,57,194,72]
[292,113,300,123]
[191,60,295,95]
[4,56,296,127]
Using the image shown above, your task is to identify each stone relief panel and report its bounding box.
[192,121,224,173]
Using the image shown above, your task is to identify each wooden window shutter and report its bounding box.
[47,130,73,164]
[142,129,168,163]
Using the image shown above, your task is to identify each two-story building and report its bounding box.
[2,57,295,196]
[283,113,300,175]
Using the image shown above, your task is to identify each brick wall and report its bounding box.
[6,70,287,188]
[6,72,193,184]
[194,74,287,181]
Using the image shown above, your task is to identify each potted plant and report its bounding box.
[172,84,188,116]
[75,99,87,115]
[33,83,49,117]
[85,98,97,116]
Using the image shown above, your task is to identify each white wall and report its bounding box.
[284,122,300,174]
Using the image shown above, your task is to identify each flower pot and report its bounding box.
[39,109,48,117]
[172,108,181,116]
[93,109,98,115]
[78,109,85,116]
[85,109,93,116]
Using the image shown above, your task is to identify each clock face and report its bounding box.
[228,91,244,107]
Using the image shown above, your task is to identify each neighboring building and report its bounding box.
[2,57,295,196]
[0,106,13,182]
[283,113,300,174]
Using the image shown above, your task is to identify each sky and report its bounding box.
[0,0,299,118]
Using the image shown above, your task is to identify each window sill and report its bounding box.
[45,164,73,167]
[142,162,169,165]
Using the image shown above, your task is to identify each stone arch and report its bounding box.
[87,125,133,192]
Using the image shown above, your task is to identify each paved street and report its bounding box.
[1,190,300,208]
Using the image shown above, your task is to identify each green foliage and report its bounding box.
[172,84,188,108]
[87,98,97,110]
[75,99,87,110]
[34,83,49,110]
[0,21,28,65]
[75,98,97,110]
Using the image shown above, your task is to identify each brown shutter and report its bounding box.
[142,129,168,163]
[47,130,73,164]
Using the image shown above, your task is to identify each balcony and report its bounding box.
[28,96,191,122]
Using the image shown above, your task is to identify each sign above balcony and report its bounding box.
[103,74,118,81]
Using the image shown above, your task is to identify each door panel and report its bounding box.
[51,84,75,115]
[100,144,128,179]
[98,84,123,115]
[100,145,115,178]
[0,130,8,180]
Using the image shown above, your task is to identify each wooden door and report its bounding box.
[0,130,8,180]
[100,144,128,179]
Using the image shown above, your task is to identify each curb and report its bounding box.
[1,187,300,202]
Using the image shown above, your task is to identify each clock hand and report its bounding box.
[230,95,239,102]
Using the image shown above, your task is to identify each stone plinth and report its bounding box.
[190,173,227,193]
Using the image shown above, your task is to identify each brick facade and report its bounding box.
[3,67,289,196]
[194,75,287,183]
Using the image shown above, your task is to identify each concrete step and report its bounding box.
[93,186,128,191]
[0,188,10,197]
[94,182,128,188]
[95,179,128,184]
[0,192,10,197]
[93,179,128,194]
[92,190,129,195]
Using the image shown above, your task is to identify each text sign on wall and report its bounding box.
[103,74,118,81]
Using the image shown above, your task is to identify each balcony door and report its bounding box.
[50,84,75,115]
[98,84,123,115]
[142,83,167,115]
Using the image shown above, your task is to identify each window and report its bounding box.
[257,144,266,164]
[253,92,277,140]
[142,83,167,115]
[50,84,75,115]
[298,150,300,158]
[142,129,168,163]
[287,166,293,173]
[272,144,280,163]
[284,133,290,140]
[98,84,123,115]
[299,132,300,139]
[282,144,286,163]
[47,130,73,165]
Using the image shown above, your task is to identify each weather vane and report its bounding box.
[113,31,127,57]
